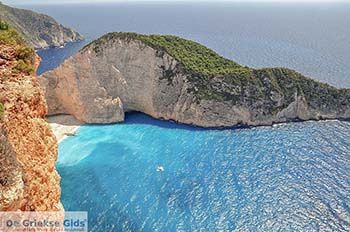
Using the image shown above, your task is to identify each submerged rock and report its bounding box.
[40,33,350,127]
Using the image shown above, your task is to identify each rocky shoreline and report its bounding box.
[47,115,82,143]
[40,33,350,128]
[0,2,83,49]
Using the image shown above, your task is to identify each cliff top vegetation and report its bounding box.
[85,32,350,111]
[85,32,252,78]
[0,20,35,75]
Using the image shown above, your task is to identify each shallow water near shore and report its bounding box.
[58,113,350,231]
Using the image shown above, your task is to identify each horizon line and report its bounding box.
[4,0,350,6]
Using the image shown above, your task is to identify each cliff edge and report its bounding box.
[40,33,350,127]
[0,2,83,49]
[0,24,61,211]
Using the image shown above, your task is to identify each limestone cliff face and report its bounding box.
[0,130,24,211]
[0,37,61,211]
[40,33,350,127]
[0,2,83,49]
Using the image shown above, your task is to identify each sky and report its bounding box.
[2,0,349,5]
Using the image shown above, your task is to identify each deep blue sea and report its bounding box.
[16,2,350,231]
[26,2,350,88]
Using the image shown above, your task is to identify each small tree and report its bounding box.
[0,20,9,30]
[17,46,35,62]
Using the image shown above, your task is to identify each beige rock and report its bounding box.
[40,36,350,127]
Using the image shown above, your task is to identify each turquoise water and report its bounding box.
[58,113,350,231]
[24,2,350,230]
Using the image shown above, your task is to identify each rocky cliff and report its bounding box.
[0,24,61,211]
[0,2,83,49]
[40,33,350,127]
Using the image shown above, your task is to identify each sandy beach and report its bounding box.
[47,115,83,143]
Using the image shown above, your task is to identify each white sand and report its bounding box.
[47,115,83,143]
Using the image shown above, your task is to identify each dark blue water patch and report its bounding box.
[36,41,87,75]
[58,113,350,231]
[123,112,255,131]
[116,112,206,131]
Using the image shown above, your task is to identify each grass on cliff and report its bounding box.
[84,32,350,107]
[86,32,252,77]
[0,20,22,45]
[85,32,260,100]
[0,20,35,74]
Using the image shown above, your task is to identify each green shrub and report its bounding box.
[0,21,35,74]
[0,20,9,30]
[86,32,251,78]
[0,103,4,119]
[15,59,34,75]
[16,46,35,63]
[0,27,23,45]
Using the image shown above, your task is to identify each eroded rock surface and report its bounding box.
[0,130,24,211]
[0,35,61,211]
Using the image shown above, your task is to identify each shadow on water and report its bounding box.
[122,111,350,132]
[123,111,252,132]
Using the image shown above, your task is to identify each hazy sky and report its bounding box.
[2,0,349,5]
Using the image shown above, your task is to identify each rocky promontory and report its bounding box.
[41,33,350,127]
[0,2,83,49]
[0,24,61,211]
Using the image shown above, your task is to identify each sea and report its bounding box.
[16,2,350,231]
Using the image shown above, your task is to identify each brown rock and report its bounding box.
[0,42,62,211]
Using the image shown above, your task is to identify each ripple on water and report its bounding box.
[58,113,350,231]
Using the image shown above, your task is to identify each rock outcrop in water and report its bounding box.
[40,33,350,127]
[0,25,61,211]
[0,2,83,49]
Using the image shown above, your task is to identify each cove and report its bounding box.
[58,113,350,231]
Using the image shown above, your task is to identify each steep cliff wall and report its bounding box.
[0,25,61,211]
[40,33,350,127]
[0,2,83,49]
[0,129,24,211]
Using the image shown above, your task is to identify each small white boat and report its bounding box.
[156,166,164,172]
[64,132,77,137]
